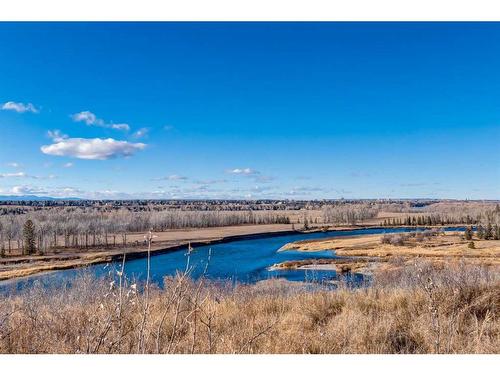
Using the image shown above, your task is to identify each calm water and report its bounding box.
[0,227,465,294]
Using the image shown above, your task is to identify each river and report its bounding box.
[0,226,465,294]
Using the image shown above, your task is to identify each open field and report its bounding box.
[0,260,498,354]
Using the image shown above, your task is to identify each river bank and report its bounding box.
[0,224,362,281]
[0,224,484,281]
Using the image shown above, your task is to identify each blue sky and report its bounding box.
[0,22,499,199]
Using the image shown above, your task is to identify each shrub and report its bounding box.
[381,233,408,246]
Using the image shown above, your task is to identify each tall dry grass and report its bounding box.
[0,260,498,354]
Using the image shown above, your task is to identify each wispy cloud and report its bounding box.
[110,123,130,131]
[0,185,80,197]
[0,172,27,178]
[152,174,189,181]
[254,175,274,183]
[132,127,149,138]
[63,162,74,168]
[400,183,427,187]
[71,111,130,132]
[47,129,68,142]
[6,162,21,168]
[1,101,39,113]
[0,171,56,179]
[227,167,274,183]
[227,168,259,175]
[193,179,227,185]
[72,111,101,125]
[41,137,146,160]
[1,185,48,196]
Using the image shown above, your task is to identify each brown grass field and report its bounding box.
[0,260,498,354]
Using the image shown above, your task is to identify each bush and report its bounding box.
[464,227,473,241]
[381,233,408,246]
[468,241,476,249]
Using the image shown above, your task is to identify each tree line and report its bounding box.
[322,203,379,225]
[382,214,480,227]
[464,224,500,241]
[0,210,290,256]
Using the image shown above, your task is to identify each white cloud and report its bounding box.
[41,137,147,160]
[71,111,130,131]
[63,162,74,168]
[47,129,68,142]
[10,186,48,195]
[163,125,174,131]
[226,168,274,183]
[0,183,333,200]
[0,171,56,179]
[193,179,227,185]
[111,123,130,131]
[227,168,258,175]
[71,111,101,125]
[6,162,21,168]
[132,127,149,138]
[152,174,188,181]
[254,175,274,183]
[0,172,27,178]
[1,101,39,113]
[0,185,80,197]
[167,174,188,181]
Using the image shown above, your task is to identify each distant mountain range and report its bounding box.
[0,195,82,201]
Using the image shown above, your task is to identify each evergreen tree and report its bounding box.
[477,225,485,240]
[485,223,493,240]
[464,226,473,241]
[23,219,36,255]
[494,225,500,240]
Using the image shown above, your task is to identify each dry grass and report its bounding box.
[280,232,500,264]
[0,260,498,354]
